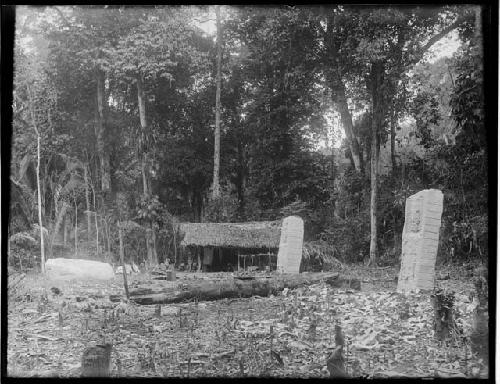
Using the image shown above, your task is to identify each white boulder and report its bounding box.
[46,258,115,281]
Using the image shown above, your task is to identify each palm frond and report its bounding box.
[302,240,344,269]
[18,153,33,182]
[9,231,37,245]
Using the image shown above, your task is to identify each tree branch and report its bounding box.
[447,64,455,87]
[456,83,478,97]
[192,17,216,23]
[421,19,463,53]
[10,176,25,188]
[53,6,71,27]
[410,17,465,67]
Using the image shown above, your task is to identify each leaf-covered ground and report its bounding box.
[7,264,488,378]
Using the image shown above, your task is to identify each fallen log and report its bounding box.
[128,272,361,305]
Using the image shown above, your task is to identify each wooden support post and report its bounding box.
[431,289,454,340]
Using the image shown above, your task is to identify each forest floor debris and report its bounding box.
[7,263,487,378]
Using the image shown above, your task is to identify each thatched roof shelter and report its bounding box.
[179,220,282,249]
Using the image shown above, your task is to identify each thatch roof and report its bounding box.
[179,220,282,249]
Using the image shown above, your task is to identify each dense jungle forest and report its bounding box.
[5,5,493,379]
[8,5,489,272]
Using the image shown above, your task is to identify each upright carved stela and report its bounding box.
[397,189,444,293]
[277,216,304,273]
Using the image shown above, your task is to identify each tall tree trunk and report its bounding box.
[137,74,149,197]
[141,157,149,195]
[42,161,47,218]
[171,221,178,266]
[324,15,363,173]
[369,62,384,266]
[91,183,99,257]
[36,134,45,271]
[50,202,69,259]
[191,190,204,223]
[103,217,111,257]
[332,81,363,173]
[212,5,222,199]
[74,195,78,258]
[151,225,158,265]
[84,164,92,243]
[118,225,129,299]
[331,130,336,219]
[136,73,157,266]
[474,6,481,42]
[369,130,380,266]
[63,215,68,246]
[96,70,111,192]
[390,105,397,172]
[236,138,246,216]
[27,84,45,273]
[198,247,202,272]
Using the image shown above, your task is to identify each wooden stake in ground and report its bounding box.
[430,289,454,340]
[334,323,345,347]
[471,265,488,366]
[211,4,223,199]
[327,345,346,378]
[269,325,273,360]
[81,343,113,377]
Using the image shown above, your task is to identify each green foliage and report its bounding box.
[411,93,440,148]
[426,144,487,262]
[322,215,371,264]
[204,185,239,223]
[316,170,371,263]
[136,194,164,227]
[449,39,484,151]
[410,58,456,144]
[249,151,330,212]
[279,199,327,242]
[9,5,487,269]
[335,169,370,218]
[8,225,48,270]
[223,7,330,216]
[8,243,37,270]
[111,7,207,83]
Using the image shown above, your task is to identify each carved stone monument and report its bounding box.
[277,216,304,273]
[397,189,444,293]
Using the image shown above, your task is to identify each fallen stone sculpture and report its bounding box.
[46,258,115,281]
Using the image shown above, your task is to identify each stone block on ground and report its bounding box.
[46,258,115,281]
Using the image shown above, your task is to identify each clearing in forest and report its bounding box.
[7,264,487,378]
